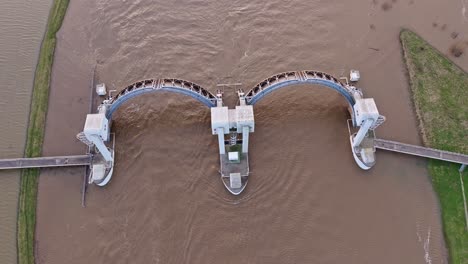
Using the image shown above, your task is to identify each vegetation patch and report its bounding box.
[400,29,468,264]
[17,0,69,263]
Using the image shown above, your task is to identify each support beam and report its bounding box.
[89,135,113,162]
[217,127,226,155]
[242,126,249,153]
[352,119,374,148]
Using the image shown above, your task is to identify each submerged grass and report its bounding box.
[400,29,468,264]
[17,0,69,263]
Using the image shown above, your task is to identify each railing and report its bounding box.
[0,155,92,169]
[375,139,468,164]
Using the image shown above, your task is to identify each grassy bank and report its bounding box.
[400,29,468,263]
[18,0,69,263]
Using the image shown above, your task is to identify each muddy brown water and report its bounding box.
[0,0,52,263]
[32,0,468,263]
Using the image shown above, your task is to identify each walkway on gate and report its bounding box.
[375,139,468,165]
[0,155,92,169]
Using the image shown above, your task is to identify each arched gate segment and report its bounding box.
[106,78,217,119]
[245,71,358,107]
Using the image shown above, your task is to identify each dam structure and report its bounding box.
[1,70,467,195]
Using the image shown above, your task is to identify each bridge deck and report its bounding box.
[0,155,91,170]
[375,139,468,164]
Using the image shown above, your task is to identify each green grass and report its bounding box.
[17,1,69,263]
[400,29,468,264]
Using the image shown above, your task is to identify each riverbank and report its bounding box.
[400,29,468,264]
[18,1,69,263]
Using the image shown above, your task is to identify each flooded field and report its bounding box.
[33,0,468,263]
[0,0,52,263]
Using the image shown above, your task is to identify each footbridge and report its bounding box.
[0,155,91,169]
[375,139,468,164]
[0,70,466,196]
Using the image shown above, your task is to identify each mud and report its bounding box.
[450,42,466,57]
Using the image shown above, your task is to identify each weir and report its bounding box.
[0,70,466,195]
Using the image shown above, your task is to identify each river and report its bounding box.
[0,0,52,263]
[15,0,468,263]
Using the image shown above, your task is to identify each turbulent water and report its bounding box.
[0,0,52,263]
[31,0,468,263]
